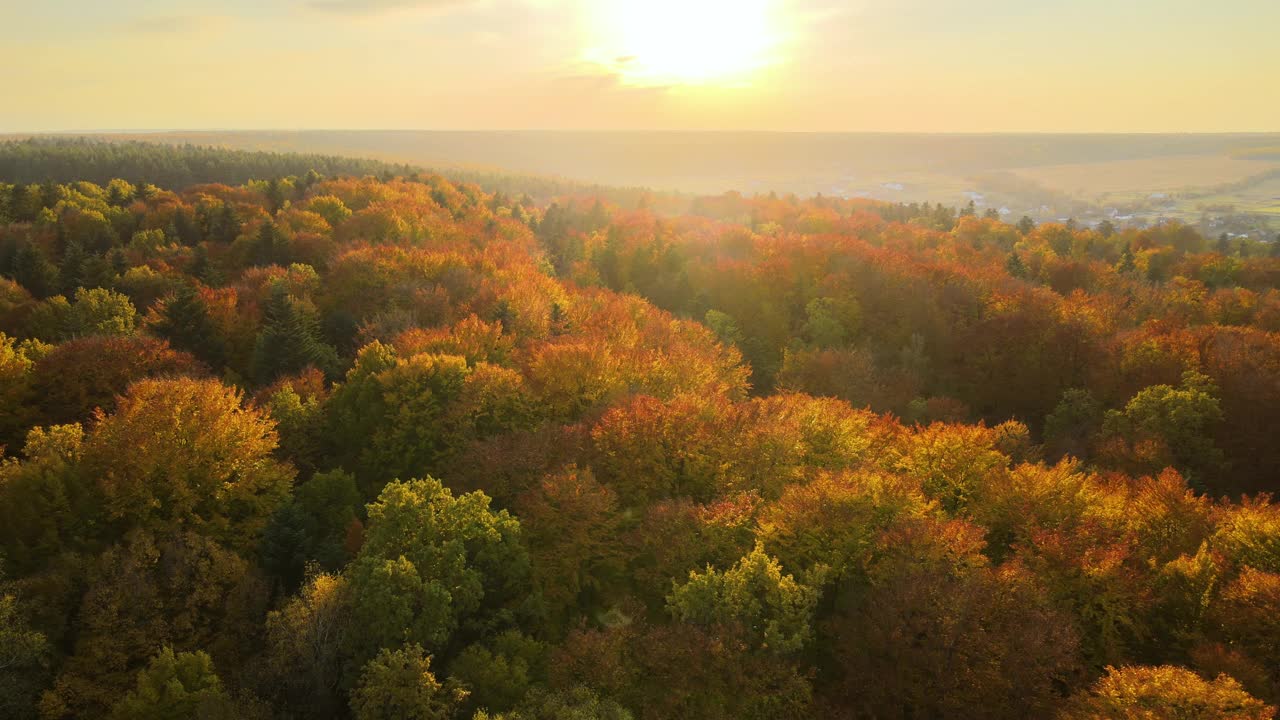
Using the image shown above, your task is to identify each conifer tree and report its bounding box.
[153,283,227,368]
[250,284,338,384]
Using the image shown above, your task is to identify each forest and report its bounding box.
[2,141,1280,719]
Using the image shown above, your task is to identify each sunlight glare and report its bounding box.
[586,0,781,87]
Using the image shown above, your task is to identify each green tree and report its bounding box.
[480,686,633,720]
[1006,251,1028,278]
[449,631,546,715]
[261,469,363,590]
[1102,370,1224,479]
[1116,245,1137,274]
[0,589,52,720]
[668,542,821,655]
[105,178,135,207]
[703,309,744,349]
[347,478,529,660]
[323,345,471,490]
[109,648,230,720]
[250,284,339,384]
[152,283,227,368]
[802,297,848,349]
[249,219,289,267]
[10,244,60,299]
[350,645,458,720]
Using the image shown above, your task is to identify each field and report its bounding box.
[1007,154,1279,196]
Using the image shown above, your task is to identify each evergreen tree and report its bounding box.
[170,207,200,246]
[58,241,88,294]
[1005,251,1027,278]
[1016,216,1036,235]
[250,284,339,384]
[190,244,222,286]
[153,283,227,368]
[250,220,289,267]
[11,244,60,299]
[1116,246,1137,274]
[266,178,286,214]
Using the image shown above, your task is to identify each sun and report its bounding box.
[585,0,781,87]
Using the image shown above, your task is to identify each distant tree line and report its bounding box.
[0,138,417,189]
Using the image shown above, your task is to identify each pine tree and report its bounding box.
[12,243,61,298]
[154,283,227,368]
[250,220,289,267]
[250,285,339,384]
[58,241,88,294]
[170,207,200,246]
[1116,246,1136,274]
[1005,251,1027,278]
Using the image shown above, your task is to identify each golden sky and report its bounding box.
[2,0,1278,132]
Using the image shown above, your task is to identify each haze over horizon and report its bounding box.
[4,0,1278,134]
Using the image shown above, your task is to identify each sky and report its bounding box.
[1,0,1278,133]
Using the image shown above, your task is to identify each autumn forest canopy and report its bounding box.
[4,139,1280,720]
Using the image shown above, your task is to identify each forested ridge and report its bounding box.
[0,138,418,190]
[2,142,1280,719]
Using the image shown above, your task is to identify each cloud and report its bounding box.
[305,0,476,15]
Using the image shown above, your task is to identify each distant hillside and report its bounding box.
[0,137,417,189]
[0,136,681,209]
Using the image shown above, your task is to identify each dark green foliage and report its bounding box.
[250,285,339,384]
[249,221,289,267]
[10,244,60,299]
[153,283,227,367]
[261,469,362,590]
[0,590,53,720]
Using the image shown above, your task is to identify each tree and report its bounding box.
[668,542,820,655]
[514,466,622,630]
[34,287,138,341]
[350,645,458,720]
[1006,251,1028,278]
[250,284,339,384]
[264,571,354,716]
[801,297,849,349]
[10,244,61,299]
[1059,665,1274,720]
[821,519,1081,720]
[448,631,546,715]
[1101,370,1224,480]
[1017,215,1036,235]
[249,219,289,267]
[482,686,633,720]
[82,377,293,549]
[703,309,744,349]
[346,478,529,660]
[151,283,228,368]
[105,178,135,207]
[27,335,203,428]
[261,469,363,590]
[308,195,353,228]
[43,531,260,719]
[0,332,40,451]
[1116,245,1137,274]
[0,590,52,720]
[1044,388,1103,460]
[109,648,230,720]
